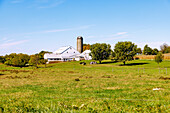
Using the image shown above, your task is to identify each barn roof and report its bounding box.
[82,50,91,54]
[44,46,80,59]
[53,46,71,54]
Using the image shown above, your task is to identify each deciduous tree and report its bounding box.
[83,44,91,52]
[90,43,111,64]
[4,53,30,67]
[143,44,153,55]
[136,48,142,55]
[160,43,170,53]
[29,54,39,68]
[0,56,5,63]
[114,41,137,65]
[152,48,159,55]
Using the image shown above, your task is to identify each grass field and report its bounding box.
[0,60,170,112]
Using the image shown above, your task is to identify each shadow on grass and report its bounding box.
[0,73,5,76]
[119,63,149,66]
[101,61,118,64]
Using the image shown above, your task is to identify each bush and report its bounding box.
[155,52,164,64]
[4,53,30,67]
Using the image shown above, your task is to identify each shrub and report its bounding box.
[155,52,164,64]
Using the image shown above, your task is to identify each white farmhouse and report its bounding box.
[44,46,80,62]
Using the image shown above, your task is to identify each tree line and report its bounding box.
[84,43,170,55]
[0,42,169,66]
[85,42,169,64]
[88,41,138,64]
[0,51,51,68]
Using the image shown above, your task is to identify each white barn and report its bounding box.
[44,46,92,63]
[76,50,92,61]
[44,46,81,62]
[44,36,93,63]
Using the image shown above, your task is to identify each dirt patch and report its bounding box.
[67,71,74,73]
[101,75,111,78]
[103,87,122,90]
[145,88,152,90]
[85,76,93,79]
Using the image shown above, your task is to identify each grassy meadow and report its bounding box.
[0,60,170,112]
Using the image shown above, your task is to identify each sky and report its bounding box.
[0,0,170,55]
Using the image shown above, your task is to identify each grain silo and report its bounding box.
[77,36,83,53]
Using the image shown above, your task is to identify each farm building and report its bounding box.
[44,36,92,63]
[44,46,80,62]
[76,50,92,61]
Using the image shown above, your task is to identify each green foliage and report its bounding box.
[90,43,111,63]
[4,53,30,67]
[143,44,153,55]
[4,53,17,65]
[38,51,50,65]
[28,51,50,68]
[143,45,159,55]
[160,43,170,53]
[152,48,159,55]
[29,54,39,68]
[110,50,116,59]
[0,56,5,63]
[114,41,137,65]
[155,52,164,64]
[136,48,142,54]
[38,51,51,59]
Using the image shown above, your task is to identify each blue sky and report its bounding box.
[0,0,170,55]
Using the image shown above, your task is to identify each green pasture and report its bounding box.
[0,60,170,112]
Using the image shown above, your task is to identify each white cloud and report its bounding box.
[0,40,29,49]
[116,32,128,35]
[44,25,94,33]
[1,37,14,43]
[86,32,128,41]
[5,39,15,43]
[0,25,94,43]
